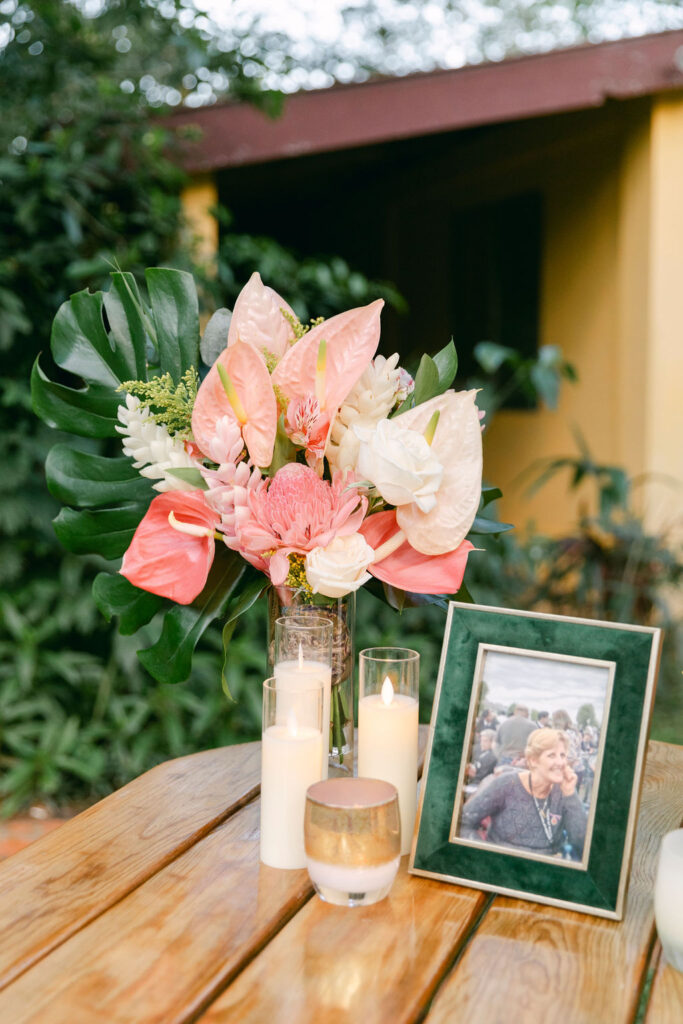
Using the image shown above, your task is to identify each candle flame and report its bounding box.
[381,676,394,706]
[287,708,298,737]
[298,642,304,670]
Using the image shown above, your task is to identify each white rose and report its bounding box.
[355,418,443,513]
[305,534,375,599]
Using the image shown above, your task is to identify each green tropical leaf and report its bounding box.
[31,357,120,438]
[51,289,130,387]
[137,548,246,684]
[481,486,503,509]
[103,272,149,380]
[474,341,517,374]
[146,268,199,384]
[53,503,145,559]
[92,572,164,635]
[46,446,155,508]
[221,575,269,698]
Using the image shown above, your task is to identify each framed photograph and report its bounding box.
[409,603,661,919]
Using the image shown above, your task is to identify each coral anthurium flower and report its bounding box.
[191,340,278,469]
[120,491,220,604]
[227,272,297,363]
[272,300,384,418]
[393,390,483,555]
[360,510,474,595]
[234,463,367,585]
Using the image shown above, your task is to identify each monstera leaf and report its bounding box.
[32,268,247,685]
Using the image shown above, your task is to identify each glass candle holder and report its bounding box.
[260,679,323,870]
[273,615,332,778]
[358,647,420,856]
[304,777,400,906]
[654,828,683,972]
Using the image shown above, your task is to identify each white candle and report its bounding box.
[358,677,419,855]
[654,829,683,971]
[306,855,400,900]
[275,648,332,778]
[260,712,323,869]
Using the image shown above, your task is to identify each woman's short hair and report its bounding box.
[480,729,496,743]
[525,728,569,763]
[552,709,572,731]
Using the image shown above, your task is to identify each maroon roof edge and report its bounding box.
[167,30,683,172]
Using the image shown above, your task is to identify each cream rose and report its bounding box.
[305,533,375,599]
[355,418,443,513]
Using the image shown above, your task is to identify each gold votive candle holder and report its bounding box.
[304,777,400,906]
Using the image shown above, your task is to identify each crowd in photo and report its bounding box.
[459,702,601,861]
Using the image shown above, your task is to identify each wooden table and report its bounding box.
[0,737,680,1024]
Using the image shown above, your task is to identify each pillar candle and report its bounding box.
[358,677,419,855]
[260,712,323,870]
[275,653,332,778]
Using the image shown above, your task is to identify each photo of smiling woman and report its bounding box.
[459,729,588,860]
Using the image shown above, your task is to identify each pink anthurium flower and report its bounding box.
[120,491,220,604]
[191,340,278,469]
[360,509,474,595]
[272,300,384,419]
[227,272,297,363]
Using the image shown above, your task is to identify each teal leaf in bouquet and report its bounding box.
[46,446,156,508]
[412,353,440,407]
[53,504,145,559]
[31,357,121,438]
[92,573,164,635]
[480,486,503,509]
[146,269,199,384]
[468,515,514,536]
[200,307,232,367]
[137,547,246,685]
[165,468,208,489]
[432,339,458,393]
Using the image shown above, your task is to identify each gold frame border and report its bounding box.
[408,602,662,921]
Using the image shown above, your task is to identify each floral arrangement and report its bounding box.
[33,268,508,688]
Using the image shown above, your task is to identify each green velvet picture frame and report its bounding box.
[409,603,661,919]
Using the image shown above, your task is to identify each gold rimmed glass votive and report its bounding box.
[304,777,401,907]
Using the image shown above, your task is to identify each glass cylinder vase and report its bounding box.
[268,585,355,776]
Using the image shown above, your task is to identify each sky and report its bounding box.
[480,649,611,725]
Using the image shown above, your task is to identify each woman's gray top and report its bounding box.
[460,772,587,857]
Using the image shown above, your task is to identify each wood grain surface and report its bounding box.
[196,866,488,1024]
[424,741,683,1024]
[645,943,683,1022]
[0,742,260,991]
[0,800,313,1024]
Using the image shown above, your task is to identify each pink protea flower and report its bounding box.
[285,394,330,467]
[234,463,367,584]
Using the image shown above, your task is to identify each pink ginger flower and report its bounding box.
[233,463,367,584]
[285,394,330,467]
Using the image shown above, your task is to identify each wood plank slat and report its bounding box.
[645,941,683,1022]
[0,801,312,1024]
[424,741,683,1024]
[195,865,489,1024]
[0,742,261,991]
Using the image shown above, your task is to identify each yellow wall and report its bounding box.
[181,175,219,269]
[483,98,682,536]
